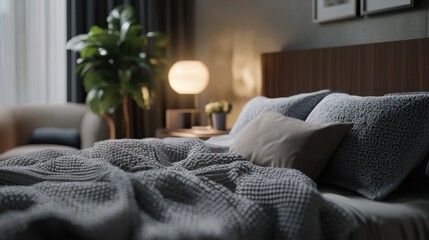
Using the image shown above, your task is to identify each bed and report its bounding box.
[1,38,429,240]
[257,37,429,240]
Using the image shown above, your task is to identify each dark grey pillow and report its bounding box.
[306,93,429,200]
[230,90,331,135]
[230,112,352,180]
[28,128,81,149]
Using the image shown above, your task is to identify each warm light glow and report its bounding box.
[168,61,209,94]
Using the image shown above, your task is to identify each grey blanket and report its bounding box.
[0,138,354,240]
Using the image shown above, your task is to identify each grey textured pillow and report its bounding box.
[230,112,352,180]
[230,90,331,135]
[387,92,429,180]
[306,93,429,200]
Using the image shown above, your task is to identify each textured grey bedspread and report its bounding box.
[0,138,353,240]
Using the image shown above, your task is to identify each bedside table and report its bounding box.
[156,128,228,140]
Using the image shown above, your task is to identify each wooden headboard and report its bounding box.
[261,38,429,97]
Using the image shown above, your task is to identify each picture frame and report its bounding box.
[361,0,414,15]
[313,0,357,23]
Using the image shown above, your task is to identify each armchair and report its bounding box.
[0,103,109,160]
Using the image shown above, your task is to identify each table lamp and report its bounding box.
[166,61,210,129]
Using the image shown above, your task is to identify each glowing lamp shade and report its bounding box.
[168,61,209,94]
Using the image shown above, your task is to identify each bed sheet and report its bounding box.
[204,134,235,153]
[320,185,429,240]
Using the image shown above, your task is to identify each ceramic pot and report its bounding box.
[211,112,226,130]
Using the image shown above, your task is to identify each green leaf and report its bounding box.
[79,47,98,58]
[87,32,120,55]
[107,19,121,32]
[120,21,132,43]
[86,87,122,115]
[66,34,89,51]
[83,71,109,92]
[120,24,143,47]
[86,89,102,115]
[100,86,122,113]
[118,69,132,83]
[118,68,134,93]
[127,36,147,52]
[127,25,142,39]
[120,5,135,25]
[146,32,168,47]
[75,61,89,74]
[89,25,104,35]
[76,60,104,76]
[122,80,138,94]
[107,6,122,31]
[80,63,94,77]
[130,85,152,110]
[107,4,135,32]
[130,87,147,110]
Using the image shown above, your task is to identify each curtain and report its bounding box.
[0,0,66,107]
[151,0,196,134]
[67,0,194,138]
[153,0,196,103]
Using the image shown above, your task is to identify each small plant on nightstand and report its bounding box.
[205,100,232,130]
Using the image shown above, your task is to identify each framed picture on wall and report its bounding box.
[313,0,357,23]
[361,0,414,15]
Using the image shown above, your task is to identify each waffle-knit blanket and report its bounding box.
[0,138,353,240]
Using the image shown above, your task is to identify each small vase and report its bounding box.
[211,112,226,130]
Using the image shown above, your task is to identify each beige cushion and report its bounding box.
[230,112,352,180]
[0,144,78,161]
[10,104,87,146]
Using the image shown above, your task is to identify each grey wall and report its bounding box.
[193,0,429,127]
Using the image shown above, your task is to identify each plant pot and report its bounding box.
[211,112,226,130]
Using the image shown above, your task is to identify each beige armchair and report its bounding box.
[0,103,109,160]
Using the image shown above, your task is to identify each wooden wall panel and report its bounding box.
[262,38,429,97]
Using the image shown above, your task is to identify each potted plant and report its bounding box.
[66,4,167,138]
[205,100,232,130]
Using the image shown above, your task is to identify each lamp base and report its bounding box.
[166,109,201,129]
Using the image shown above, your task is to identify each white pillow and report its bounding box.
[230,112,352,180]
